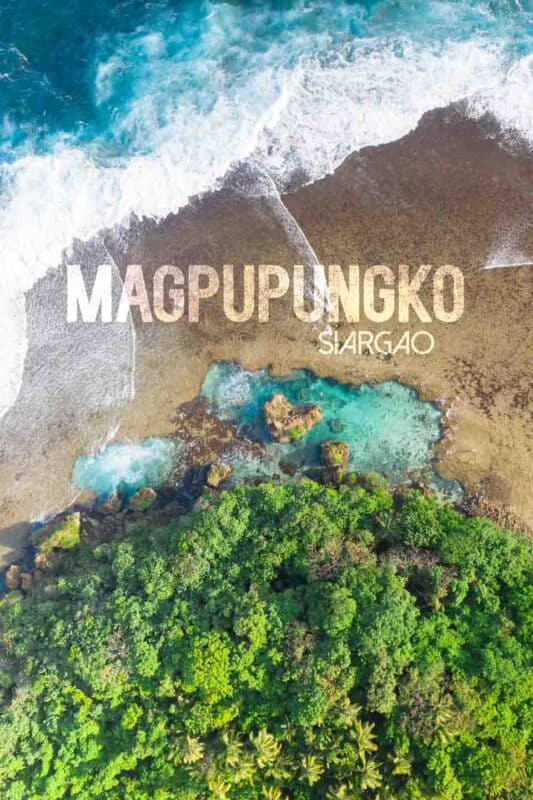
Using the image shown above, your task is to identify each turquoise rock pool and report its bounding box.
[73,362,461,501]
[201,362,460,498]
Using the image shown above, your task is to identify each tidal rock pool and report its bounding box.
[201,362,461,498]
[73,362,461,502]
[72,437,180,499]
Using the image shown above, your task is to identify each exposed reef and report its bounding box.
[206,462,232,488]
[321,440,350,484]
[263,392,323,442]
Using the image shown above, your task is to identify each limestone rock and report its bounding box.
[20,572,34,592]
[124,518,142,534]
[321,440,349,484]
[206,462,232,488]
[82,516,104,534]
[75,489,97,509]
[5,564,22,591]
[128,487,157,512]
[34,552,48,571]
[98,493,122,515]
[263,393,322,443]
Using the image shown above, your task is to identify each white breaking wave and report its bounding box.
[229,160,329,313]
[484,261,533,269]
[255,40,533,186]
[0,36,532,418]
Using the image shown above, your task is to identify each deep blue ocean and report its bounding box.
[0,0,531,420]
[1,1,531,160]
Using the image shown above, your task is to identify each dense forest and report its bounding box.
[0,477,531,799]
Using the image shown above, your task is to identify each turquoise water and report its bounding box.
[201,362,461,497]
[72,437,180,499]
[1,1,530,159]
[72,363,462,501]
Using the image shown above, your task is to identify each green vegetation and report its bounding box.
[0,479,531,799]
[331,450,345,467]
[32,512,81,555]
[288,426,306,440]
[328,447,345,467]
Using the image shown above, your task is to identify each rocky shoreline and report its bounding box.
[0,389,367,590]
[3,383,525,594]
[3,456,516,596]
[0,108,531,571]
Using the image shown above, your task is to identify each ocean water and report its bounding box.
[72,436,180,498]
[1,0,532,417]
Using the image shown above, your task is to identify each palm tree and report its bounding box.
[221,730,244,769]
[262,786,287,800]
[264,751,295,782]
[359,758,382,792]
[299,754,324,786]
[377,787,400,800]
[207,776,232,800]
[181,735,204,765]
[387,748,411,778]
[326,782,359,799]
[350,719,378,764]
[233,755,256,786]
[313,729,344,770]
[375,507,396,540]
[337,698,362,729]
[432,692,455,742]
[250,729,282,769]
[279,721,298,745]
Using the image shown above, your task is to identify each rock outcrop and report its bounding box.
[5,564,22,591]
[172,397,264,469]
[128,487,157,512]
[206,462,232,488]
[3,565,37,593]
[321,440,349,484]
[98,493,122,515]
[263,393,322,443]
[20,572,34,591]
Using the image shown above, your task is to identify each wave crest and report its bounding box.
[0,2,531,417]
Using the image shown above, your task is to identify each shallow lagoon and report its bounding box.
[201,362,460,497]
[73,362,461,500]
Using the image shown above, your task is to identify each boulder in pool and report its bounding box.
[263,392,322,443]
[206,462,232,488]
[321,440,349,484]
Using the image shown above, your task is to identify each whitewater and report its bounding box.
[0,0,532,419]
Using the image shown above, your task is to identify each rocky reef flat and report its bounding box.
[0,109,532,570]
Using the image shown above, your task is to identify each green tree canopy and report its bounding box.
[0,480,531,799]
